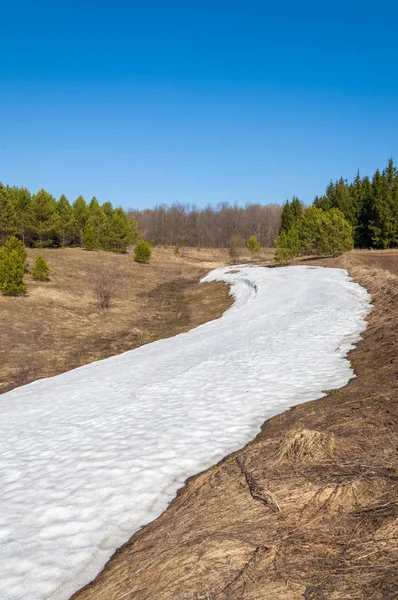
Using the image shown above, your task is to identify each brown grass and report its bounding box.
[0,246,235,395]
[71,249,398,600]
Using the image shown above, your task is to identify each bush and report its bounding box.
[32,256,50,281]
[174,246,180,256]
[0,237,27,295]
[134,241,152,263]
[228,234,246,264]
[247,235,261,255]
[93,269,116,309]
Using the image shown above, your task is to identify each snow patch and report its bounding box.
[0,266,370,600]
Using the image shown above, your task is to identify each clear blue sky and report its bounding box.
[1,0,398,209]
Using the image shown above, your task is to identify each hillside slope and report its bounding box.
[72,251,398,600]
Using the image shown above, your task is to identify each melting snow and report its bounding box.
[0,266,371,600]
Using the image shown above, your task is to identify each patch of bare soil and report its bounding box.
[0,246,233,394]
[71,250,398,600]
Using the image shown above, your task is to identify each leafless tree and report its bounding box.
[129,202,283,248]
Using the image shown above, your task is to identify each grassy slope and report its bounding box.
[0,246,235,395]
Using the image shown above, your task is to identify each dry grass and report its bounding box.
[71,249,398,600]
[0,246,235,395]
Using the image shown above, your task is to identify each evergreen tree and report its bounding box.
[32,256,51,281]
[280,201,292,233]
[82,219,99,250]
[56,195,74,247]
[274,228,300,264]
[104,208,133,253]
[7,186,33,245]
[88,197,106,246]
[0,183,18,243]
[2,235,28,268]
[247,234,261,254]
[134,240,152,263]
[72,196,89,245]
[31,189,59,247]
[279,197,302,234]
[0,237,26,295]
[318,208,354,256]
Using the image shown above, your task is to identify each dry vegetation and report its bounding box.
[71,250,398,600]
[0,245,240,395]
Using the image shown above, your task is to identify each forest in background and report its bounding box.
[0,157,397,252]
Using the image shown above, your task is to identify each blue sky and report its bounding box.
[1,1,398,209]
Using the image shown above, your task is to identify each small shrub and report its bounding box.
[247,235,261,255]
[228,234,245,264]
[163,243,169,249]
[32,256,50,281]
[174,246,180,256]
[93,270,116,309]
[134,241,152,263]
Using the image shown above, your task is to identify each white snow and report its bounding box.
[0,265,370,600]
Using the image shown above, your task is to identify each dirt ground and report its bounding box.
[0,246,238,395]
[71,250,398,600]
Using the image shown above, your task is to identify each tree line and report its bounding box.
[130,202,283,247]
[312,158,398,249]
[0,184,139,253]
[275,158,398,261]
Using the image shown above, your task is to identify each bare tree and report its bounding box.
[93,268,118,309]
[130,202,283,248]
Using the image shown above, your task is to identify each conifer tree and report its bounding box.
[32,256,51,281]
[104,208,134,253]
[280,201,292,233]
[247,234,261,254]
[274,228,300,264]
[3,235,28,269]
[0,237,26,295]
[73,196,89,245]
[88,197,106,246]
[82,219,99,250]
[31,189,59,247]
[56,195,74,247]
[7,186,33,245]
[134,240,152,263]
[0,183,18,243]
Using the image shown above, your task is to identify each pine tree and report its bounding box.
[247,235,261,254]
[0,183,18,243]
[56,195,74,247]
[0,237,26,295]
[134,241,152,263]
[7,186,33,245]
[2,236,28,268]
[31,189,59,247]
[88,197,106,246]
[31,256,50,281]
[104,208,133,253]
[73,196,89,246]
[82,219,99,250]
[279,201,292,233]
[274,228,300,264]
[319,209,354,256]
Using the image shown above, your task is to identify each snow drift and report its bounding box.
[0,266,371,600]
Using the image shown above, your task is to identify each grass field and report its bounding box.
[0,246,229,394]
